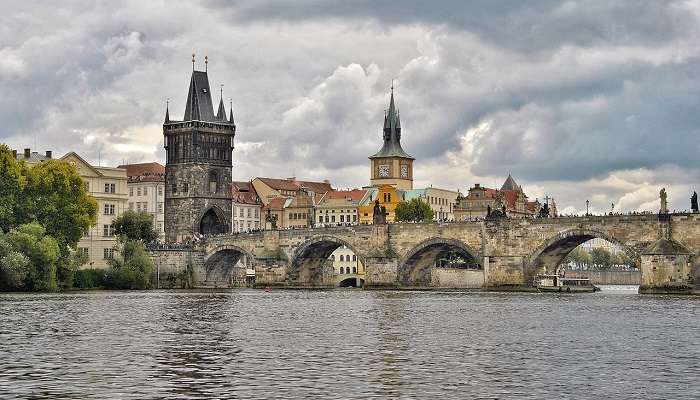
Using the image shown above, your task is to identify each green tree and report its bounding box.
[395,198,434,222]
[590,248,613,270]
[23,160,97,252]
[0,223,61,291]
[113,210,158,244]
[105,240,154,289]
[0,145,27,233]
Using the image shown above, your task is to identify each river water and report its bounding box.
[1,287,698,399]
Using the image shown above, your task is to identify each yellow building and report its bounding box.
[358,185,401,224]
[61,152,128,269]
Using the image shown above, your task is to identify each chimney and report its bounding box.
[12,149,17,159]
[45,150,52,159]
[323,179,330,184]
[24,148,30,159]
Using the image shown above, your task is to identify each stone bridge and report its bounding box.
[154,213,700,293]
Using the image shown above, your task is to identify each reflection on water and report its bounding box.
[0,289,698,399]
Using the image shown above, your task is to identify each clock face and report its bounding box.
[378,164,390,178]
[400,164,409,178]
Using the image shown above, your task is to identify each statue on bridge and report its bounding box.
[538,202,550,218]
[373,199,387,224]
[265,210,278,230]
[691,191,698,213]
[659,188,669,214]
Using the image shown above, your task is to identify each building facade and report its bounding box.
[454,175,553,220]
[329,245,365,287]
[369,88,414,190]
[358,184,402,224]
[401,187,459,221]
[118,163,166,237]
[163,65,236,242]
[61,152,128,269]
[231,181,262,232]
[314,189,366,227]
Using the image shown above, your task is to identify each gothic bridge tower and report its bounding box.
[163,59,236,242]
[369,87,414,190]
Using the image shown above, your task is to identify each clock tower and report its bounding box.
[369,87,414,189]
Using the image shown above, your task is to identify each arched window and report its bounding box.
[209,171,218,193]
[352,255,357,261]
[330,255,335,261]
[352,267,357,274]
[340,255,344,262]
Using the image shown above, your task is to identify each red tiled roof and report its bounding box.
[117,162,165,182]
[231,181,261,205]
[263,197,288,210]
[257,177,332,194]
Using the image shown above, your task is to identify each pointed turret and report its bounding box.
[501,174,522,192]
[216,97,227,121]
[164,102,170,123]
[183,70,215,122]
[229,100,235,126]
[371,87,413,159]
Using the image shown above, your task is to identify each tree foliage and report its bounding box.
[105,240,154,290]
[0,146,97,252]
[24,160,97,250]
[113,210,158,244]
[0,223,61,291]
[395,198,434,222]
[0,145,27,233]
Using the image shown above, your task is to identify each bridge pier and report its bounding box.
[364,257,399,289]
[483,255,527,288]
[639,239,695,294]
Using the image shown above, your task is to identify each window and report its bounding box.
[340,215,345,223]
[325,216,329,223]
[78,247,89,257]
[104,204,115,215]
[157,222,163,232]
[247,208,252,218]
[103,224,114,237]
[157,203,163,213]
[209,171,218,193]
[352,267,357,274]
[143,187,148,196]
[182,183,188,193]
[84,182,89,191]
[137,187,142,196]
[330,255,335,261]
[319,216,323,223]
[340,255,345,262]
[158,186,163,196]
[104,183,115,194]
[255,208,259,218]
[172,184,177,194]
[352,255,357,261]
[128,202,134,210]
[240,208,244,217]
[103,248,115,260]
[331,215,336,223]
[129,188,134,196]
[353,215,357,222]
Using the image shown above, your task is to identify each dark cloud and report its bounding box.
[2,1,700,212]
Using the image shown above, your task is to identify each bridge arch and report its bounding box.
[398,237,482,286]
[203,244,256,285]
[526,228,640,283]
[287,236,365,287]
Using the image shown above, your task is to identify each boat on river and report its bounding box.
[534,273,600,293]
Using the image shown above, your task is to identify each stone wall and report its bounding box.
[430,268,484,288]
[565,270,641,285]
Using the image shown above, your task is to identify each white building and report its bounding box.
[231,181,262,232]
[314,189,366,227]
[118,163,166,237]
[62,152,128,269]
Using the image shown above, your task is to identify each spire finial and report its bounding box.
[192,53,195,70]
[165,97,170,123]
[220,84,224,101]
[391,78,394,94]
[205,55,208,72]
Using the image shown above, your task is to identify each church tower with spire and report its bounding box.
[369,87,414,190]
[163,57,236,242]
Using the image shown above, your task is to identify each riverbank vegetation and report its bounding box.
[0,145,157,292]
[563,247,638,270]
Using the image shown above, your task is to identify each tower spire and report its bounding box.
[229,98,235,126]
[192,53,195,71]
[205,55,208,72]
[216,84,227,121]
[164,98,170,123]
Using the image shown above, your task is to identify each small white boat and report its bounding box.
[534,273,600,293]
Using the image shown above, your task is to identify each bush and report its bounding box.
[105,240,154,290]
[73,269,107,289]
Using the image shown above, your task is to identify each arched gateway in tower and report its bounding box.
[163,60,236,242]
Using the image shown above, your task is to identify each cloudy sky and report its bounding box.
[2,0,700,214]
